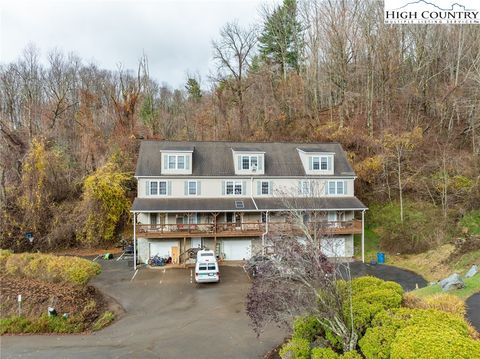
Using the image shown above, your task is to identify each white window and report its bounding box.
[150,181,158,195]
[225,181,243,195]
[149,181,168,196]
[188,181,197,195]
[242,156,250,170]
[311,156,331,171]
[158,181,167,195]
[300,180,310,195]
[177,155,185,169]
[167,155,187,170]
[261,181,270,195]
[240,155,259,171]
[327,180,346,195]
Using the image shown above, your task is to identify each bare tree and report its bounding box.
[212,21,257,133]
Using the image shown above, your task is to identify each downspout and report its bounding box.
[261,211,269,256]
[250,176,258,210]
[133,212,137,271]
[361,209,365,263]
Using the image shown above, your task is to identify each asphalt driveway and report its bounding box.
[466,293,480,332]
[1,260,285,359]
[1,260,428,359]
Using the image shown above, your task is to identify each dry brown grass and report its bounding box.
[403,292,466,317]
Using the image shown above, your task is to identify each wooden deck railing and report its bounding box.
[135,220,362,238]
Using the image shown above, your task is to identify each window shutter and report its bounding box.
[269,181,273,195]
[186,155,190,170]
[197,181,201,195]
[324,182,328,195]
[328,156,333,171]
[309,157,313,170]
[146,180,150,196]
[163,154,168,170]
[344,180,348,195]
[237,156,241,171]
[258,156,263,171]
[242,181,247,195]
[184,181,188,195]
[256,181,261,195]
[298,181,302,194]
[221,180,225,195]
[168,181,172,195]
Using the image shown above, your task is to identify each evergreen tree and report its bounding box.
[258,0,303,78]
[185,78,202,102]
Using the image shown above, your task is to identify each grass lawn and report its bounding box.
[411,274,480,300]
[354,228,480,283]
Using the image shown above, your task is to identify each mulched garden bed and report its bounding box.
[0,274,106,324]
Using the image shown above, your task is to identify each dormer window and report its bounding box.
[232,148,265,175]
[161,148,193,174]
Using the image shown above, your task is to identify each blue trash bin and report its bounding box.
[377,252,385,264]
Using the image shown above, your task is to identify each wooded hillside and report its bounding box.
[1,0,479,252]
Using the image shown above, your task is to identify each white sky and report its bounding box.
[0,0,275,88]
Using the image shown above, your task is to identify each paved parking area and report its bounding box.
[1,260,285,359]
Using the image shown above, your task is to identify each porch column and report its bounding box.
[361,210,365,263]
[133,212,137,271]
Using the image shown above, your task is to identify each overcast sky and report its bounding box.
[1,0,276,88]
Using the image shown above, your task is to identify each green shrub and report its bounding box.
[311,348,362,359]
[293,316,322,342]
[92,311,115,331]
[0,315,83,334]
[341,276,403,335]
[390,324,480,358]
[279,338,311,359]
[4,252,101,285]
[359,308,473,359]
[460,210,480,235]
[0,316,30,334]
[311,347,339,359]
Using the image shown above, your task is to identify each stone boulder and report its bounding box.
[439,273,465,291]
[465,265,478,278]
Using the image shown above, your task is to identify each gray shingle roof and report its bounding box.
[135,141,355,177]
[132,197,367,212]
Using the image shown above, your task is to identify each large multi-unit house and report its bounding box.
[131,141,367,267]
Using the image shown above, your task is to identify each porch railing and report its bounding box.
[135,220,362,236]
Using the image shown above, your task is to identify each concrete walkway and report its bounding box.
[466,292,480,331]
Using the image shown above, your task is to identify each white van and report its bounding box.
[195,261,220,283]
[196,249,216,262]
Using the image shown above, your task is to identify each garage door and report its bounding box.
[149,240,179,258]
[222,240,251,260]
[321,237,346,257]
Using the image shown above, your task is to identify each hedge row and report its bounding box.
[0,250,101,285]
[359,308,480,358]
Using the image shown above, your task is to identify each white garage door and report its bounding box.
[222,240,251,260]
[150,240,179,258]
[321,237,346,257]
